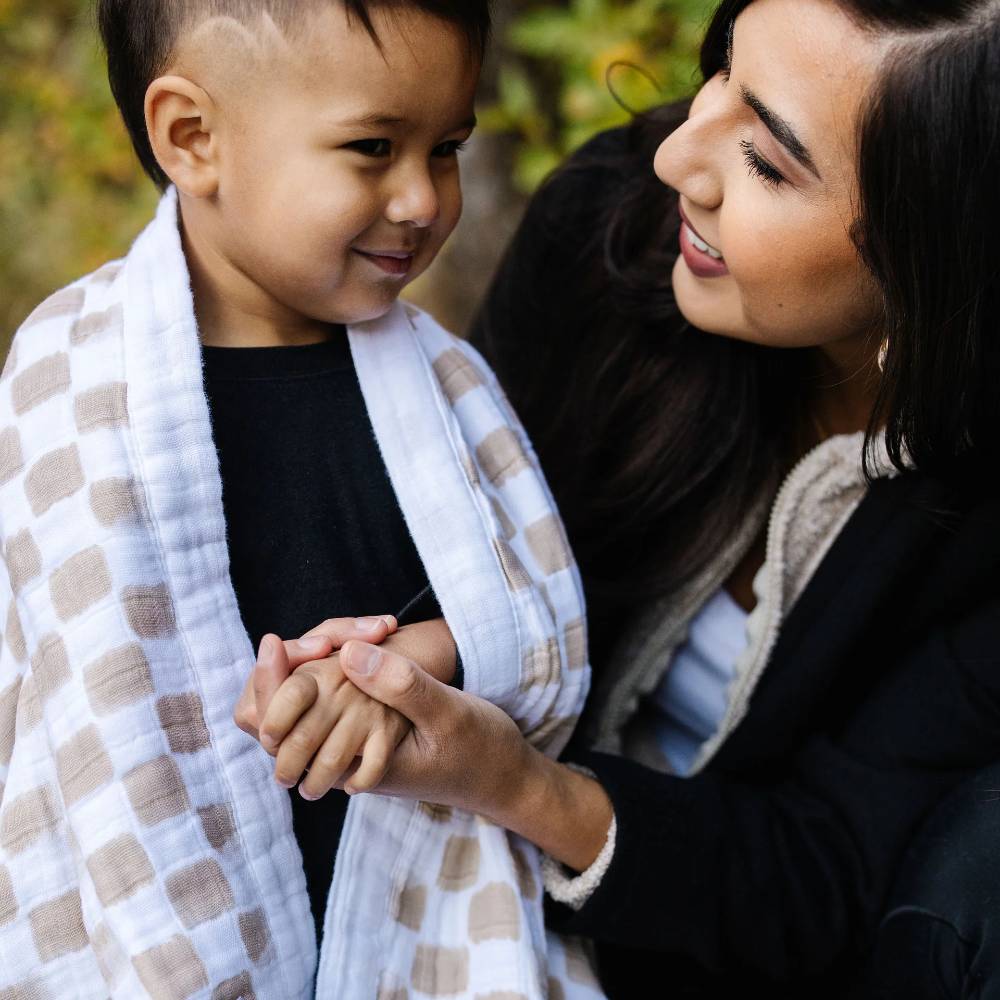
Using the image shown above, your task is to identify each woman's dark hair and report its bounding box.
[472,0,999,665]
[705,0,1000,478]
[97,0,492,189]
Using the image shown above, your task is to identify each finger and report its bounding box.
[298,616,398,653]
[341,641,451,730]
[259,670,320,755]
[272,693,343,790]
[344,728,397,795]
[253,635,293,744]
[233,680,260,741]
[298,720,368,800]
[281,634,335,671]
[266,618,401,677]
[330,758,362,793]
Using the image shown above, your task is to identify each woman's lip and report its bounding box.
[678,204,723,256]
[677,206,729,279]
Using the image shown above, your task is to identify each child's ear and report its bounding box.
[145,76,220,198]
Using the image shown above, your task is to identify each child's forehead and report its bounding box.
[173,6,478,113]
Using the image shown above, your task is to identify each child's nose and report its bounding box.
[385,166,440,228]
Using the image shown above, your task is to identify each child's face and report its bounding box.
[177,6,480,329]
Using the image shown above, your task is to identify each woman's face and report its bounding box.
[655,0,889,352]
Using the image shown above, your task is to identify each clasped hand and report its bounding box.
[234,616,408,799]
[233,615,534,824]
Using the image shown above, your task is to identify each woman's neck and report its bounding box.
[806,336,882,442]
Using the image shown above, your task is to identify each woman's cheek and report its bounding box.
[728,244,818,345]
[721,213,780,305]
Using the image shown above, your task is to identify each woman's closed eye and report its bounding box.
[740,138,786,189]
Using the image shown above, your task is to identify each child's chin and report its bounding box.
[314,294,401,328]
[344,299,399,325]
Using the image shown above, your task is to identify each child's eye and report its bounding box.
[739,138,785,189]
[346,139,392,157]
[432,140,468,158]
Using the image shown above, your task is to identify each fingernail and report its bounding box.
[276,776,295,789]
[348,643,382,675]
[356,617,383,632]
[258,636,275,665]
[297,636,328,653]
[380,615,397,629]
[261,732,276,753]
[299,788,320,802]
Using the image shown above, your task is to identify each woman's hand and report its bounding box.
[338,638,529,810]
[340,640,615,872]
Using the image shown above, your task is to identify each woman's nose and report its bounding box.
[385,165,440,229]
[654,81,726,210]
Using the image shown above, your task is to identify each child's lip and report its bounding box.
[354,248,416,259]
[353,248,415,276]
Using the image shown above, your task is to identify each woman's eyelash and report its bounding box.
[740,138,785,189]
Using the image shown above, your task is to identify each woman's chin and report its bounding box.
[672,259,743,340]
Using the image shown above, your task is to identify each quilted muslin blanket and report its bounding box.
[0,189,606,999]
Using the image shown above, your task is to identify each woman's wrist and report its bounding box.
[383,619,457,685]
[488,745,614,874]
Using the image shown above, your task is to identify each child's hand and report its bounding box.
[234,615,396,746]
[245,618,458,800]
[260,640,413,800]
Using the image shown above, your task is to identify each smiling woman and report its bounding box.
[463,0,1000,989]
[662,1,887,353]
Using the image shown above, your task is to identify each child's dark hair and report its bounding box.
[97,0,492,188]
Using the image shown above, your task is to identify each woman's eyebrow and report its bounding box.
[739,84,821,179]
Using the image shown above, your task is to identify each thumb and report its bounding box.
[341,640,447,729]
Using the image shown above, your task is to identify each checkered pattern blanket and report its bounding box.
[0,189,605,998]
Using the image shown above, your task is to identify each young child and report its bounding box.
[0,2,597,997]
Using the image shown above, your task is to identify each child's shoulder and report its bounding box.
[400,301,502,398]
[400,301,535,458]
[4,259,126,383]
[0,259,127,467]
[0,257,136,562]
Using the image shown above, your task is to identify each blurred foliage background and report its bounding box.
[484,0,711,191]
[0,0,715,345]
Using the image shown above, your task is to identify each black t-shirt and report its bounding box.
[203,332,438,942]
